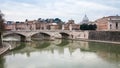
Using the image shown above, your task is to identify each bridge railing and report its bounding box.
[10,30,79,32]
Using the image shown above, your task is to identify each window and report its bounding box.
[116,22,118,29]
[110,24,112,29]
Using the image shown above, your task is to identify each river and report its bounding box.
[0,39,120,68]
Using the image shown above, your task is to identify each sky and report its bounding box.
[0,0,120,23]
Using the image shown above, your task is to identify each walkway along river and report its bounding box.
[0,39,120,68]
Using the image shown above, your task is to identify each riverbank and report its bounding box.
[0,43,10,55]
[75,38,120,45]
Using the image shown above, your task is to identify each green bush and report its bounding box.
[80,24,97,30]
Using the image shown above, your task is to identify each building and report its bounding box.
[49,23,59,30]
[5,20,36,31]
[80,15,89,24]
[5,21,15,31]
[95,15,120,31]
[64,19,80,30]
[15,22,26,30]
[5,19,81,31]
[6,21,13,25]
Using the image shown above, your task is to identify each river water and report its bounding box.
[0,39,120,68]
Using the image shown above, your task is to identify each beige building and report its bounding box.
[5,19,81,31]
[5,23,15,31]
[95,15,120,31]
[5,20,36,31]
[49,23,60,30]
[64,19,80,30]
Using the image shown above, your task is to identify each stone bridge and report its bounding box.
[2,30,89,41]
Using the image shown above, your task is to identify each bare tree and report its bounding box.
[0,10,5,47]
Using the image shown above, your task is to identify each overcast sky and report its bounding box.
[0,0,120,23]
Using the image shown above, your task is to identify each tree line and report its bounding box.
[37,18,64,24]
[80,24,97,30]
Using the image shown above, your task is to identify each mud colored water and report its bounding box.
[0,39,120,68]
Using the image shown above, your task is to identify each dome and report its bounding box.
[82,14,89,24]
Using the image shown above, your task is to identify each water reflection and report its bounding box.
[1,40,120,68]
[10,42,26,51]
[0,57,5,68]
[34,41,51,49]
[56,39,69,47]
[88,42,120,64]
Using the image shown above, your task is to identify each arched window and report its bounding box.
[110,24,112,29]
[116,22,118,29]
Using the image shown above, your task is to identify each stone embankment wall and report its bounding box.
[74,31,89,40]
[89,31,120,42]
[0,43,10,55]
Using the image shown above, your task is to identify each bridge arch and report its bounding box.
[3,33,26,42]
[60,32,71,39]
[31,32,51,40]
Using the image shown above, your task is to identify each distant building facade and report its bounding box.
[64,19,80,30]
[5,19,80,31]
[95,15,120,31]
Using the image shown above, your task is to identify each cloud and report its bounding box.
[0,0,120,23]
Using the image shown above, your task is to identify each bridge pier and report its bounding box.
[50,36,55,40]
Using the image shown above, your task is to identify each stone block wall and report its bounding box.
[89,31,120,42]
[75,31,89,39]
